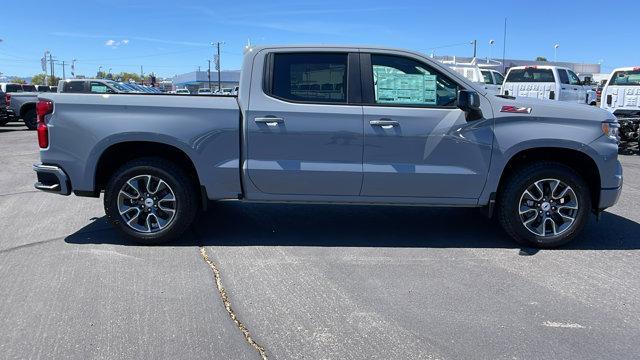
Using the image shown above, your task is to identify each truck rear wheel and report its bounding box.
[23,108,37,130]
[498,161,591,249]
[104,157,198,244]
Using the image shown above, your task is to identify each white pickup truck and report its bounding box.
[445,63,503,95]
[501,65,592,105]
[601,67,640,143]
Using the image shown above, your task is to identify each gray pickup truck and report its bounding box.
[0,83,39,129]
[33,45,623,248]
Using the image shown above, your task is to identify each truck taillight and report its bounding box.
[36,100,53,148]
[5,93,10,107]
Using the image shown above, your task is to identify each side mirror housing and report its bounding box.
[457,90,483,121]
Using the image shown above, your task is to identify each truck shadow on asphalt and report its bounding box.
[65,202,640,251]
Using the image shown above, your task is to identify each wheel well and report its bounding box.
[20,103,35,118]
[497,147,601,210]
[94,141,200,193]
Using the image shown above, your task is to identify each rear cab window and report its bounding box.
[267,53,348,103]
[609,69,640,86]
[368,54,459,107]
[506,68,555,82]
[21,85,36,92]
[5,84,23,93]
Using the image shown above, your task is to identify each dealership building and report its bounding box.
[171,70,241,93]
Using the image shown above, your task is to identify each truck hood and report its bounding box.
[489,95,615,122]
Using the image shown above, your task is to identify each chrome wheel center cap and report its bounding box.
[541,202,551,211]
[144,198,154,207]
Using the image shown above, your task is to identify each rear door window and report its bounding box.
[269,53,348,103]
[558,69,570,84]
[63,81,86,93]
[506,68,555,82]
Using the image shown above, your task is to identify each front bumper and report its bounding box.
[598,160,623,209]
[33,164,71,195]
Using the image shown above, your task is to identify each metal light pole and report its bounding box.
[471,39,477,58]
[98,66,102,78]
[207,59,212,89]
[61,61,66,80]
[211,42,224,92]
[554,43,560,62]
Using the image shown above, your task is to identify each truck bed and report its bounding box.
[39,92,242,199]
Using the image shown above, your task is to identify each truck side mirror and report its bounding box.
[457,90,483,121]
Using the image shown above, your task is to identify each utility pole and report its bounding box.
[502,18,507,74]
[49,54,55,80]
[211,41,224,92]
[61,61,66,80]
[140,65,144,84]
[471,39,477,58]
[207,59,212,89]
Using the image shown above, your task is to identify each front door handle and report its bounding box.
[255,117,284,126]
[370,119,399,129]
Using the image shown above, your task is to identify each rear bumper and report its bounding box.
[33,164,71,195]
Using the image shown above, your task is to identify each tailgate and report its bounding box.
[503,82,555,100]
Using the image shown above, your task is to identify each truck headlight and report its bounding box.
[602,121,620,141]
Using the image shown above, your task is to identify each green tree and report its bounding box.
[114,72,141,83]
[31,73,60,85]
[12,78,26,84]
[535,56,548,62]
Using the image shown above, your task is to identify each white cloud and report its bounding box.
[104,39,130,48]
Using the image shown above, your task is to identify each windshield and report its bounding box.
[609,69,640,86]
[506,68,555,83]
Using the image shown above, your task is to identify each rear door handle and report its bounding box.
[254,117,284,126]
[370,119,399,129]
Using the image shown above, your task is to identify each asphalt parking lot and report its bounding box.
[1,122,639,360]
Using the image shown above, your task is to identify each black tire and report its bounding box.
[498,161,591,249]
[23,108,37,130]
[104,157,199,244]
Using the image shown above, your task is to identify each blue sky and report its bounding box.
[0,0,638,78]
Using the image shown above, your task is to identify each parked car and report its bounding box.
[175,88,190,94]
[57,79,131,94]
[197,88,213,95]
[600,67,640,144]
[33,45,622,249]
[0,83,39,129]
[501,66,590,104]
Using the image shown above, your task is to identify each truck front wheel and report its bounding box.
[498,161,591,248]
[104,157,199,244]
